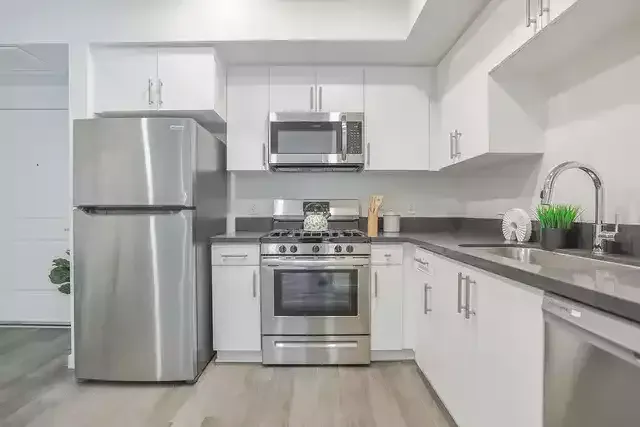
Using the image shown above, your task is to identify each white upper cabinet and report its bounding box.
[434,0,545,171]
[227,66,270,171]
[364,67,432,171]
[93,47,158,113]
[269,66,364,112]
[156,47,226,118]
[315,67,364,112]
[269,66,317,112]
[92,46,226,118]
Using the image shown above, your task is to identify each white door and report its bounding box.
[212,266,261,351]
[92,47,158,113]
[474,272,544,427]
[0,110,70,323]
[365,67,432,170]
[269,66,317,112]
[315,67,364,112]
[156,47,218,113]
[227,66,270,171]
[370,266,403,351]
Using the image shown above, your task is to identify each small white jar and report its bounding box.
[383,211,401,233]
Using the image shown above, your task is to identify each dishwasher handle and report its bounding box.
[543,294,640,363]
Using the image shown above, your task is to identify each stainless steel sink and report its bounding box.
[479,246,640,272]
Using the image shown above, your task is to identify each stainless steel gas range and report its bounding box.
[260,199,371,365]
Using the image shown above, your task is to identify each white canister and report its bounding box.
[383,211,401,233]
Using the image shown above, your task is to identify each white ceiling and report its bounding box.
[0,43,68,86]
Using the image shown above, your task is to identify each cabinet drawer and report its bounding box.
[372,245,403,265]
[212,244,260,266]
[414,247,434,275]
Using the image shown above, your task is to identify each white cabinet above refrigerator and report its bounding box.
[92,46,227,135]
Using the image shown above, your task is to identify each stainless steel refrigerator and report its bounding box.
[73,118,226,382]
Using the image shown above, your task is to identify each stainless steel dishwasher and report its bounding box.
[543,294,640,427]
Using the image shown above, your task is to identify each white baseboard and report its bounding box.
[371,349,415,361]
[215,351,262,363]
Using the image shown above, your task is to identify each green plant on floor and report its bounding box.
[49,250,70,295]
[535,204,582,229]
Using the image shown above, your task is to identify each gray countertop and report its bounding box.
[210,232,265,243]
[211,231,640,324]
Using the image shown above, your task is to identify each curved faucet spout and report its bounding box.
[539,161,607,254]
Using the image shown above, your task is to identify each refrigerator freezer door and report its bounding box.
[74,118,195,207]
[73,208,197,382]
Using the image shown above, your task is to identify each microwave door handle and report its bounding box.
[341,114,348,161]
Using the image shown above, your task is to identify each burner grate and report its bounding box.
[265,229,366,239]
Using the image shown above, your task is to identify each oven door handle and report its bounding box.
[264,263,370,269]
[263,259,369,268]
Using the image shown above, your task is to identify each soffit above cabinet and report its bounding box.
[213,0,491,65]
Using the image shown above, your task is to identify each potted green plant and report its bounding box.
[49,250,70,295]
[535,204,581,250]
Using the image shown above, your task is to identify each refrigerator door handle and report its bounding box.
[77,207,188,215]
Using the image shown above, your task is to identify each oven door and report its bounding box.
[261,257,370,336]
[268,112,364,171]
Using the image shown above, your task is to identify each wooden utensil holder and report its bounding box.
[368,214,379,237]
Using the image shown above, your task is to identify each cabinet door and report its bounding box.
[548,0,578,23]
[370,266,403,351]
[269,66,316,112]
[212,265,261,352]
[473,271,544,427]
[227,66,269,171]
[365,67,432,171]
[157,47,223,114]
[315,67,364,112]
[92,47,158,113]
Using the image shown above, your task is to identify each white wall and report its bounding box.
[231,171,466,218]
[0,85,70,324]
[463,28,640,224]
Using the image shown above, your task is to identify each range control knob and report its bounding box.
[278,245,287,254]
[334,245,342,253]
[312,245,320,253]
[346,245,354,253]
[290,245,298,253]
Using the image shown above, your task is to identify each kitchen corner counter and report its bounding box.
[372,232,640,325]
[210,232,265,244]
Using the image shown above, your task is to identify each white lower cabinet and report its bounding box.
[211,263,261,353]
[415,250,544,427]
[370,265,404,351]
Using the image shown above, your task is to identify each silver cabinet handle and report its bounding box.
[221,254,248,259]
[158,79,164,107]
[367,143,371,167]
[374,271,378,298]
[318,86,323,111]
[252,270,257,298]
[526,0,536,27]
[148,78,154,106]
[310,86,314,111]
[457,272,463,314]
[538,0,543,16]
[262,143,267,170]
[424,283,433,314]
[341,114,348,161]
[454,130,462,157]
[465,275,476,319]
[449,132,455,159]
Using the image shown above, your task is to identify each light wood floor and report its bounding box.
[0,328,452,427]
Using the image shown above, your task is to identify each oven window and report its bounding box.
[271,122,341,154]
[274,270,358,317]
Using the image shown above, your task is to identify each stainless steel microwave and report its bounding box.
[268,112,365,172]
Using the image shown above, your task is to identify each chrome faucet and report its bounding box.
[540,161,618,255]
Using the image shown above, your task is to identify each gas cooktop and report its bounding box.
[261,229,369,243]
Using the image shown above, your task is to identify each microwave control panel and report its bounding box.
[346,122,363,154]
